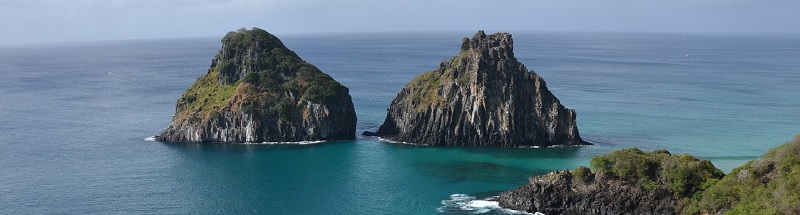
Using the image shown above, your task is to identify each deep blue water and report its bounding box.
[1,32,798,214]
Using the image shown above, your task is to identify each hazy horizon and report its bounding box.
[1,0,798,45]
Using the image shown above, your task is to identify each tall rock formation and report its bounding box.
[371,31,585,147]
[157,28,356,143]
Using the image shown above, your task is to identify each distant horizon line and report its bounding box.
[3,29,799,47]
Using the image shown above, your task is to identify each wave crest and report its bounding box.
[248,140,326,145]
[436,194,539,214]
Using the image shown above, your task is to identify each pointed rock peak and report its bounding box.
[222,27,282,47]
[214,27,301,85]
[461,30,514,58]
[461,30,514,52]
[474,30,487,39]
[218,27,295,60]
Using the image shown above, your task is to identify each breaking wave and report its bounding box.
[436,194,541,215]
[247,140,327,145]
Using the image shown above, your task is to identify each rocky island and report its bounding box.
[368,31,586,147]
[157,28,356,143]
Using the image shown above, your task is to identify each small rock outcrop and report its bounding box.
[371,31,585,147]
[157,28,356,143]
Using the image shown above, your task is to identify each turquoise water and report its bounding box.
[1,32,798,214]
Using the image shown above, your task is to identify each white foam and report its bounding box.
[244,140,326,145]
[467,200,500,208]
[375,138,591,149]
[141,136,326,145]
[376,137,429,146]
[436,194,539,215]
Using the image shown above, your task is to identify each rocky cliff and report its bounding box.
[498,136,800,214]
[498,170,677,215]
[497,148,725,214]
[370,31,585,147]
[157,28,356,143]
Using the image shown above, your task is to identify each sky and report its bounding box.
[1,0,798,45]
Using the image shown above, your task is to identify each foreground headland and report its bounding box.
[498,135,800,214]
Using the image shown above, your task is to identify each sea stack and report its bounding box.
[157,28,356,143]
[370,31,586,147]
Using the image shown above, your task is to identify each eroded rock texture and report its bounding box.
[498,170,676,215]
[157,28,356,143]
[373,31,585,147]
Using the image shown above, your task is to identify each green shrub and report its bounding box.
[269,100,295,120]
[571,166,593,182]
[241,105,253,114]
[304,81,344,104]
[242,71,259,85]
[589,148,723,199]
[183,95,197,104]
[590,156,612,172]
[694,136,800,215]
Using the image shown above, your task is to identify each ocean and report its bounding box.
[1,32,798,214]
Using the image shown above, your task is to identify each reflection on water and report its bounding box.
[160,140,358,154]
[453,146,583,159]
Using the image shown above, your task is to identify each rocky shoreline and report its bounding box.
[498,170,677,215]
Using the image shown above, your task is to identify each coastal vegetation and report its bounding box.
[541,136,800,214]
[175,68,239,122]
[173,28,350,122]
[587,148,724,199]
[693,135,800,214]
[406,51,470,111]
[580,148,724,212]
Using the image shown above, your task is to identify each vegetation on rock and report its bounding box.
[374,31,584,147]
[158,27,356,142]
[693,135,800,215]
[406,51,470,111]
[173,27,351,121]
[589,148,724,199]
[581,148,724,212]
[506,135,800,214]
[175,68,239,122]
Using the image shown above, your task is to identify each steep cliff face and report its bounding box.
[372,31,585,147]
[157,28,356,143]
